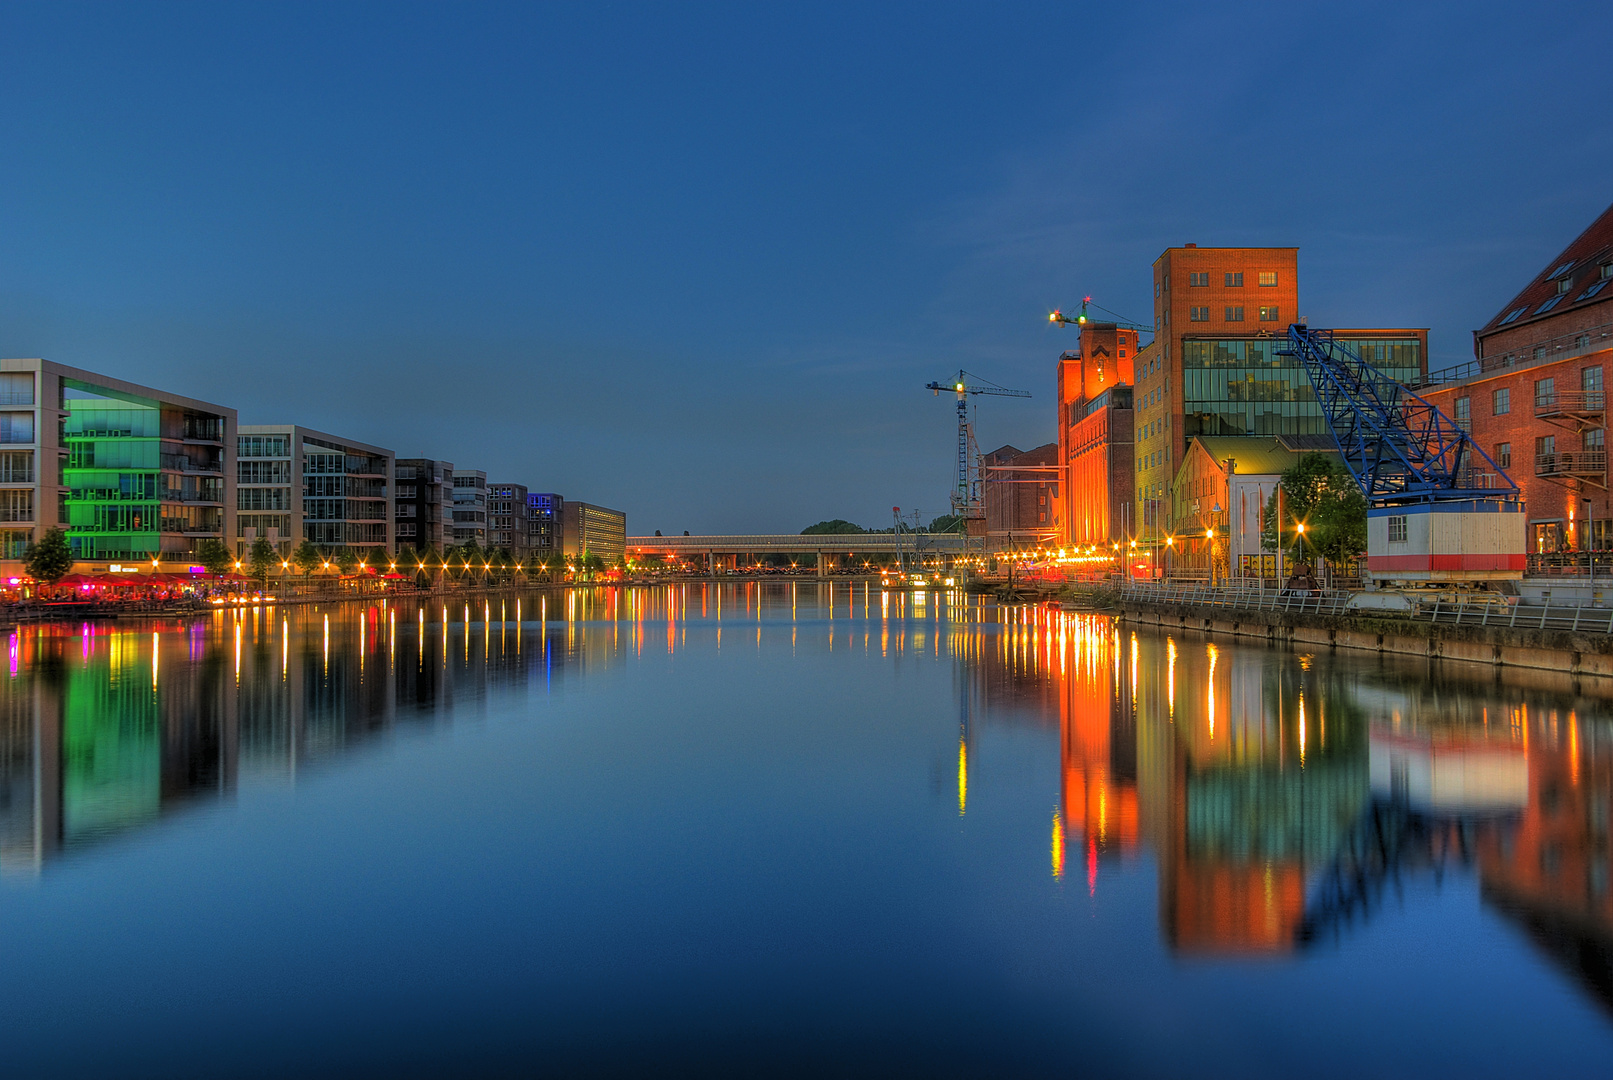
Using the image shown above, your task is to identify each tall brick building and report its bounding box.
[982,442,1061,542]
[1056,324,1138,547]
[1421,201,1613,554]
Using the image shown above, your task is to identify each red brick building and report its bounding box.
[1057,323,1138,547]
[981,442,1061,542]
[1421,201,1613,554]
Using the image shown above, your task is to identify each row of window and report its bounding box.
[1188,306,1281,323]
[1176,272,1280,289]
[1452,366,1604,423]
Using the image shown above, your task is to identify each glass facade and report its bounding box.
[1181,337,1421,438]
[63,386,226,561]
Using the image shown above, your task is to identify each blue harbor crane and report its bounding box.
[926,370,1032,522]
[1280,324,1525,589]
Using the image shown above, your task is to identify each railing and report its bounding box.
[1526,551,1613,576]
[1536,390,1606,416]
[1119,581,1353,616]
[1119,580,1613,636]
[1416,319,1613,388]
[1536,451,1606,477]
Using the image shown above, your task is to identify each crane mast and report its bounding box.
[925,370,1032,524]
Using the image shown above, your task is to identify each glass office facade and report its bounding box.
[63,385,226,561]
[1181,337,1422,438]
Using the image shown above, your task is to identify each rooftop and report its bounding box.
[1478,200,1613,341]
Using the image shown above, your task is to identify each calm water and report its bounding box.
[2,584,1612,1077]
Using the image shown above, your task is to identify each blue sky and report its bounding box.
[1,2,1609,533]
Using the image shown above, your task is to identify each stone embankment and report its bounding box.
[1113,597,1613,678]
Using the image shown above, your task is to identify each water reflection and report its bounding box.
[2,584,1612,1029]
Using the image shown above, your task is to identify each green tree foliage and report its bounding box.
[248,537,277,582]
[926,514,965,533]
[1262,454,1368,566]
[292,540,323,577]
[24,528,74,584]
[194,537,234,575]
[801,519,865,535]
[334,548,359,575]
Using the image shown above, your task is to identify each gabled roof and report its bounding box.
[1479,201,1613,339]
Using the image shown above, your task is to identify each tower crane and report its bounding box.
[1281,324,1524,590]
[1049,296,1154,334]
[925,370,1032,524]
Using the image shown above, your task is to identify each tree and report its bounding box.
[334,548,359,575]
[195,537,234,576]
[1262,454,1368,569]
[927,514,965,534]
[801,519,865,535]
[248,537,277,583]
[23,528,74,584]
[292,540,323,578]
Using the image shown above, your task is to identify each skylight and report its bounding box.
[1499,306,1527,324]
[1547,261,1576,280]
[1536,294,1566,314]
[1579,279,1611,302]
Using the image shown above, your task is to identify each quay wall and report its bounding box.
[1114,601,1613,680]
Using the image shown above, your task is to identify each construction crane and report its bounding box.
[1281,324,1524,591]
[925,370,1032,523]
[1049,296,1153,334]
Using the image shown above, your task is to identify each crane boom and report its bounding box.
[1281,326,1515,503]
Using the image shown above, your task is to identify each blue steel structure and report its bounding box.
[1281,325,1518,505]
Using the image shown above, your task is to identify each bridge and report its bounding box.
[626,533,971,575]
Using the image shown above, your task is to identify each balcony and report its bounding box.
[1535,390,1606,430]
[1536,450,1607,483]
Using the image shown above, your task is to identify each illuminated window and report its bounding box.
[1224,272,1244,287]
[1258,306,1280,322]
[1258,272,1278,287]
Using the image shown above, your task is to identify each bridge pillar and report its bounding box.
[816,552,831,578]
[705,550,715,578]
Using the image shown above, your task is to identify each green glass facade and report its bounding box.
[1182,337,1422,438]
[62,384,226,561]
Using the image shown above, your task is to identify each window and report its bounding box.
[0,373,33,406]
[1586,429,1605,452]
[1258,271,1278,287]
[1188,272,1209,287]
[1547,261,1575,280]
[0,413,34,444]
[1454,397,1470,425]
[1224,272,1244,287]
[1585,366,1604,394]
[1387,515,1408,543]
[1258,306,1280,322]
[1190,306,1209,322]
[1537,435,1556,456]
[0,490,32,523]
[1225,306,1244,322]
[0,451,32,483]
[1536,294,1565,314]
[1534,346,1547,360]
[1497,442,1511,468]
[1536,377,1556,408]
[1492,387,1510,415]
[1499,307,1526,325]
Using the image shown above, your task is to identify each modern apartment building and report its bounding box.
[561,501,626,564]
[488,482,530,556]
[235,425,393,556]
[451,469,488,547]
[527,492,563,564]
[0,358,236,570]
[394,458,454,551]
[1134,245,1426,539]
[1421,200,1613,554]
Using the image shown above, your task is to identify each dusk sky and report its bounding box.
[2,2,1609,534]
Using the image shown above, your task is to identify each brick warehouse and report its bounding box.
[1057,323,1137,546]
[1421,200,1613,556]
